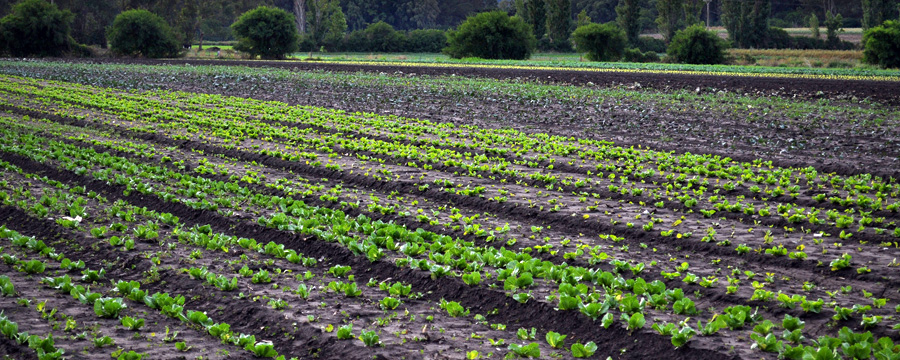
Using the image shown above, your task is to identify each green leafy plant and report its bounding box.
[359,330,380,347]
[570,341,598,358]
[120,316,144,331]
[545,331,567,349]
[507,342,540,358]
[93,297,126,318]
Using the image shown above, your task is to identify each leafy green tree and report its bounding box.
[666,24,727,64]
[825,11,843,47]
[410,0,440,28]
[231,6,299,59]
[682,0,704,26]
[406,29,447,52]
[363,21,405,52]
[444,10,536,59]
[809,13,820,39]
[306,0,346,49]
[571,22,626,61]
[655,0,683,43]
[175,0,199,47]
[0,0,75,57]
[615,0,640,45]
[863,20,900,68]
[721,0,770,48]
[862,0,887,31]
[544,0,572,48]
[515,0,546,38]
[107,9,181,58]
[576,9,592,27]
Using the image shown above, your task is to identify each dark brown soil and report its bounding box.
[72,58,900,105]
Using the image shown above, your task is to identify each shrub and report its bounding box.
[571,22,626,61]
[635,36,666,53]
[444,11,536,60]
[231,6,298,59]
[666,24,728,65]
[0,0,74,57]
[863,20,900,68]
[338,30,367,52]
[406,29,446,53]
[107,9,180,58]
[623,48,659,62]
[363,21,405,52]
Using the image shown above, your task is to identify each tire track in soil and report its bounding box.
[0,135,733,360]
[9,105,894,287]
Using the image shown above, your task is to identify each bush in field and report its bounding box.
[363,21,406,52]
[406,29,447,53]
[666,24,728,65]
[444,11,536,60]
[571,23,626,61]
[623,48,659,63]
[0,0,74,57]
[107,9,180,58]
[231,6,298,59]
[863,20,900,68]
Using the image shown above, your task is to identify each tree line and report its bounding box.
[1,0,898,49]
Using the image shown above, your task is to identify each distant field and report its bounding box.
[284,51,896,79]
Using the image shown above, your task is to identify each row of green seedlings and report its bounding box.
[133,80,900,220]
[3,119,896,356]
[0,222,289,359]
[5,126,892,344]
[16,112,887,291]
[0,282,65,360]
[0,127,892,335]
[3,74,896,224]
[6,93,893,285]
[7,71,900,356]
[58,124,884,321]
[146,77,899,207]
[0,160,296,359]
[0,228,147,359]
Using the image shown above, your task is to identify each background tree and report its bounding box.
[615,0,640,45]
[571,22,626,61]
[655,0,683,43]
[862,0,886,30]
[107,9,180,58]
[682,0,704,26]
[0,0,74,57]
[544,0,572,48]
[576,9,592,27]
[513,0,547,39]
[443,10,536,59]
[293,0,306,34]
[362,21,405,52]
[721,0,770,48]
[666,24,726,64]
[174,0,199,48]
[231,6,298,59]
[306,0,346,48]
[809,13,820,38]
[410,0,440,28]
[824,10,843,46]
[862,19,900,68]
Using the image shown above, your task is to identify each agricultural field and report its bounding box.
[0,59,897,360]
